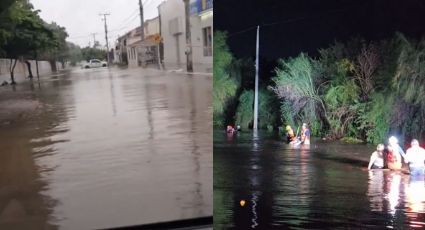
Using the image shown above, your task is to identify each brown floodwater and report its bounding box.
[214,131,425,229]
[0,67,212,229]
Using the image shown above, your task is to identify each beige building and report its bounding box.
[127,17,161,67]
[158,0,213,71]
[114,17,161,67]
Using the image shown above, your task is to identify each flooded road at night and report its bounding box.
[0,67,212,229]
[214,131,425,229]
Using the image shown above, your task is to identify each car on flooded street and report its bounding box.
[82,59,107,68]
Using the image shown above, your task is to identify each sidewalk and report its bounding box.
[145,62,212,76]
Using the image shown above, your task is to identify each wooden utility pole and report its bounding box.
[91,33,97,48]
[183,0,193,72]
[100,13,111,65]
[139,0,145,40]
[253,26,260,130]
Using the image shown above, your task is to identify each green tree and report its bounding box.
[66,42,83,66]
[270,53,325,132]
[1,0,48,83]
[42,22,68,71]
[81,47,107,61]
[0,0,68,82]
[213,31,238,127]
[0,0,17,55]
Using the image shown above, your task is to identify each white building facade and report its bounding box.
[159,0,213,71]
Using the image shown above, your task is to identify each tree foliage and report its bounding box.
[216,31,425,142]
[81,46,107,62]
[0,0,72,82]
[270,35,425,142]
[213,31,238,126]
[270,53,324,131]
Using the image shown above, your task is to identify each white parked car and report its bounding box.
[83,59,107,68]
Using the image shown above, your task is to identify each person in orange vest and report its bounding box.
[387,136,405,170]
[285,125,296,143]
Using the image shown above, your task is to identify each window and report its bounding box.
[202,26,212,56]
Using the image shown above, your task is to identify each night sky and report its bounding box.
[215,0,425,60]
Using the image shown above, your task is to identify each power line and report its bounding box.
[111,9,139,31]
[69,0,161,41]
[143,0,156,8]
[262,8,347,27]
[228,26,257,37]
[227,8,349,37]
[110,15,140,33]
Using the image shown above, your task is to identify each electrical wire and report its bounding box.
[226,8,349,37]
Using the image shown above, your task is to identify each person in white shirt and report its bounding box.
[368,144,385,170]
[405,139,425,176]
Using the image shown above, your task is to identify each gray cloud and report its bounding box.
[31,0,164,48]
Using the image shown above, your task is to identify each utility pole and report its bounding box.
[91,33,97,48]
[139,0,145,67]
[100,13,111,65]
[138,0,145,40]
[183,0,193,72]
[253,25,260,130]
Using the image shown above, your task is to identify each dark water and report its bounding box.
[0,67,212,229]
[214,131,425,229]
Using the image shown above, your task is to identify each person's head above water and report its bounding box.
[411,139,419,147]
[377,144,385,152]
[389,136,398,145]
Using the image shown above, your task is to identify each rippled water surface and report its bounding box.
[214,131,425,229]
[0,68,212,229]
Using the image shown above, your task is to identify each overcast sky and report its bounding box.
[31,0,164,48]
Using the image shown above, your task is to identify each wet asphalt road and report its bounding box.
[0,67,212,230]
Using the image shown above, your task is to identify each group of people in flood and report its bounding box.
[285,123,310,145]
[368,136,425,177]
[225,123,311,146]
[226,125,241,134]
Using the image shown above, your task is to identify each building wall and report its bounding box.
[125,17,160,68]
[191,10,213,65]
[0,59,65,83]
[159,0,185,66]
[159,0,213,67]
[145,17,160,36]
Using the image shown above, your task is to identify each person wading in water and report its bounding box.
[300,123,311,145]
[405,139,425,177]
[368,144,385,170]
[285,125,296,143]
[387,136,406,170]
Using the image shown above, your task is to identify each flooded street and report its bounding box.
[0,67,212,229]
[214,131,425,229]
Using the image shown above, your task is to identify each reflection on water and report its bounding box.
[214,131,425,229]
[0,68,212,229]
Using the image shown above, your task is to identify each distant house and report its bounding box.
[114,33,130,65]
[158,0,213,70]
[126,17,161,68]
